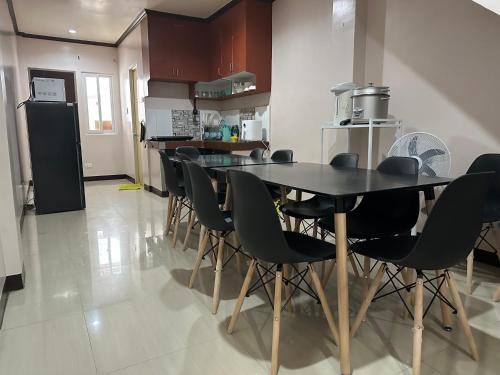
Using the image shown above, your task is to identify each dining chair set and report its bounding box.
[160,146,499,375]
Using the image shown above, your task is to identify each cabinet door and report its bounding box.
[147,15,176,80]
[209,17,224,80]
[231,1,247,74]
[219,11,233,77]
[176,20,210,82]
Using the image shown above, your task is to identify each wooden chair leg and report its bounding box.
[233,232,243,276]
[402,268,414,320]
[293,218,302,232]
[188,229,210,288]
[166,195,173,233]
[280,187,292,231]
[182,210,196,251]
[172,199,183,247]
[466,251,474,294]
[227,259,256,334]
[362,257,371,322]
[283,264,294,313]
[445,271,480,361]
[349,252,360,278]
[166,196,177,235]
[351,263,386,337]
[212,234,225,314]
[309,264,339,345]
[493,286,500,302]
[435,269,452,330]
[312,219,318,238]
[271,267,283,375]
[412,275,424,375]
[321,260,336,289]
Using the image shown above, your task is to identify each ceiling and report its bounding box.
[472,0,500,15]
[11,0,232,44]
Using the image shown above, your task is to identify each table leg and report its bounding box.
[224,181,232,211]
[334,212,350,375]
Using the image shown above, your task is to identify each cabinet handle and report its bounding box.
[177,68,179,77]
[172,67,175,77]
[218,67,220,76]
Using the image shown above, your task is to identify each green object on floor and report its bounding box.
[119,183,142,191]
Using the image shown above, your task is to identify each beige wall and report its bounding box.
[362,0,500,176]
[0,0,24,278]
[270,0,359,163]
[16,37,124,179]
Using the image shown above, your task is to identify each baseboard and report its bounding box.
[144,184,168,197]
[84,174,135,183]
[4,265,26,292]
[0,276,7,329]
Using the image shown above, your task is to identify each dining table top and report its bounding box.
[215,162,452,200]
[170,153,295,169]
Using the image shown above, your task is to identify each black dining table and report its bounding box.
[214,162,452,375]
[171,153,295,209]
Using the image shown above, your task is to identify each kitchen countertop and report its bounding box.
[147,139,269,152]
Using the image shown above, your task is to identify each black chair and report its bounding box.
[348,172,491,374]
[159,151,190,247]
[249,148,265,159]
[318,156,420,239]
[179,155,197,251]
[280,153,359,235]
[184,161,244,314]
[175,146,201,159]
[227,169,339,375]
[464,154,500,294]
[267,149,294,201]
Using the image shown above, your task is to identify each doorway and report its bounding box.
[129,68,143,185]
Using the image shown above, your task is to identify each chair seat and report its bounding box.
[350,235,418,265]
[280,196,334,220]
[318,211,412,239]
[282,231,336,264]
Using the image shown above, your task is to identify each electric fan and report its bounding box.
[388,132,451,177]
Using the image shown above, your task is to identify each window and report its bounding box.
[82,73,114,133]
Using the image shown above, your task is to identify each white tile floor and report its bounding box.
[1,180,499,374]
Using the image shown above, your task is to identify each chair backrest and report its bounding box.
[403,172,493,270]
[353,156,420,235]
[467,154,500,210]
[271,149,293,162]
[175,146,200,160]
[159,151,184,197]
[250,148,265,159]
[184,161,229,231]
[229,169,292,263]
[330,153,359,168]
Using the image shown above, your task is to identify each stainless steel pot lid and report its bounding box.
[352,84,390,96]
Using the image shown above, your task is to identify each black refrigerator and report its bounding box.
[25,101,86,214]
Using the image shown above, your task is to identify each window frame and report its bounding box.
[82,72,115,134]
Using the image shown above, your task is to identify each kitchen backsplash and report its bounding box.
[172,110,201,139]
[167,106,268,140]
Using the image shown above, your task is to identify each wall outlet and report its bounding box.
[85,163,93,169]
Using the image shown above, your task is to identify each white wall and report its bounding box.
[361,0,500,176]
[16,37,124,178]
[0,0,25,278]
[117,25,148,180]
[270,0,358,162]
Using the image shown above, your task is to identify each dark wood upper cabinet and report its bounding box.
[144,0,271,93]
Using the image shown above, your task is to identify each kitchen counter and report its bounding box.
[147,139,269,152]
[143,139,269,197]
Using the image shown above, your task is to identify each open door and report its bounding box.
[129,68,143,185]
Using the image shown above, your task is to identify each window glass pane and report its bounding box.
[85,76,100,131]
[99,76,113,131]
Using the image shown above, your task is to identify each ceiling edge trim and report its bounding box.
[6,0,274,48]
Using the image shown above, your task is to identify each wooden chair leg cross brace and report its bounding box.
[351,264,479,375]
[227,262,339,375]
